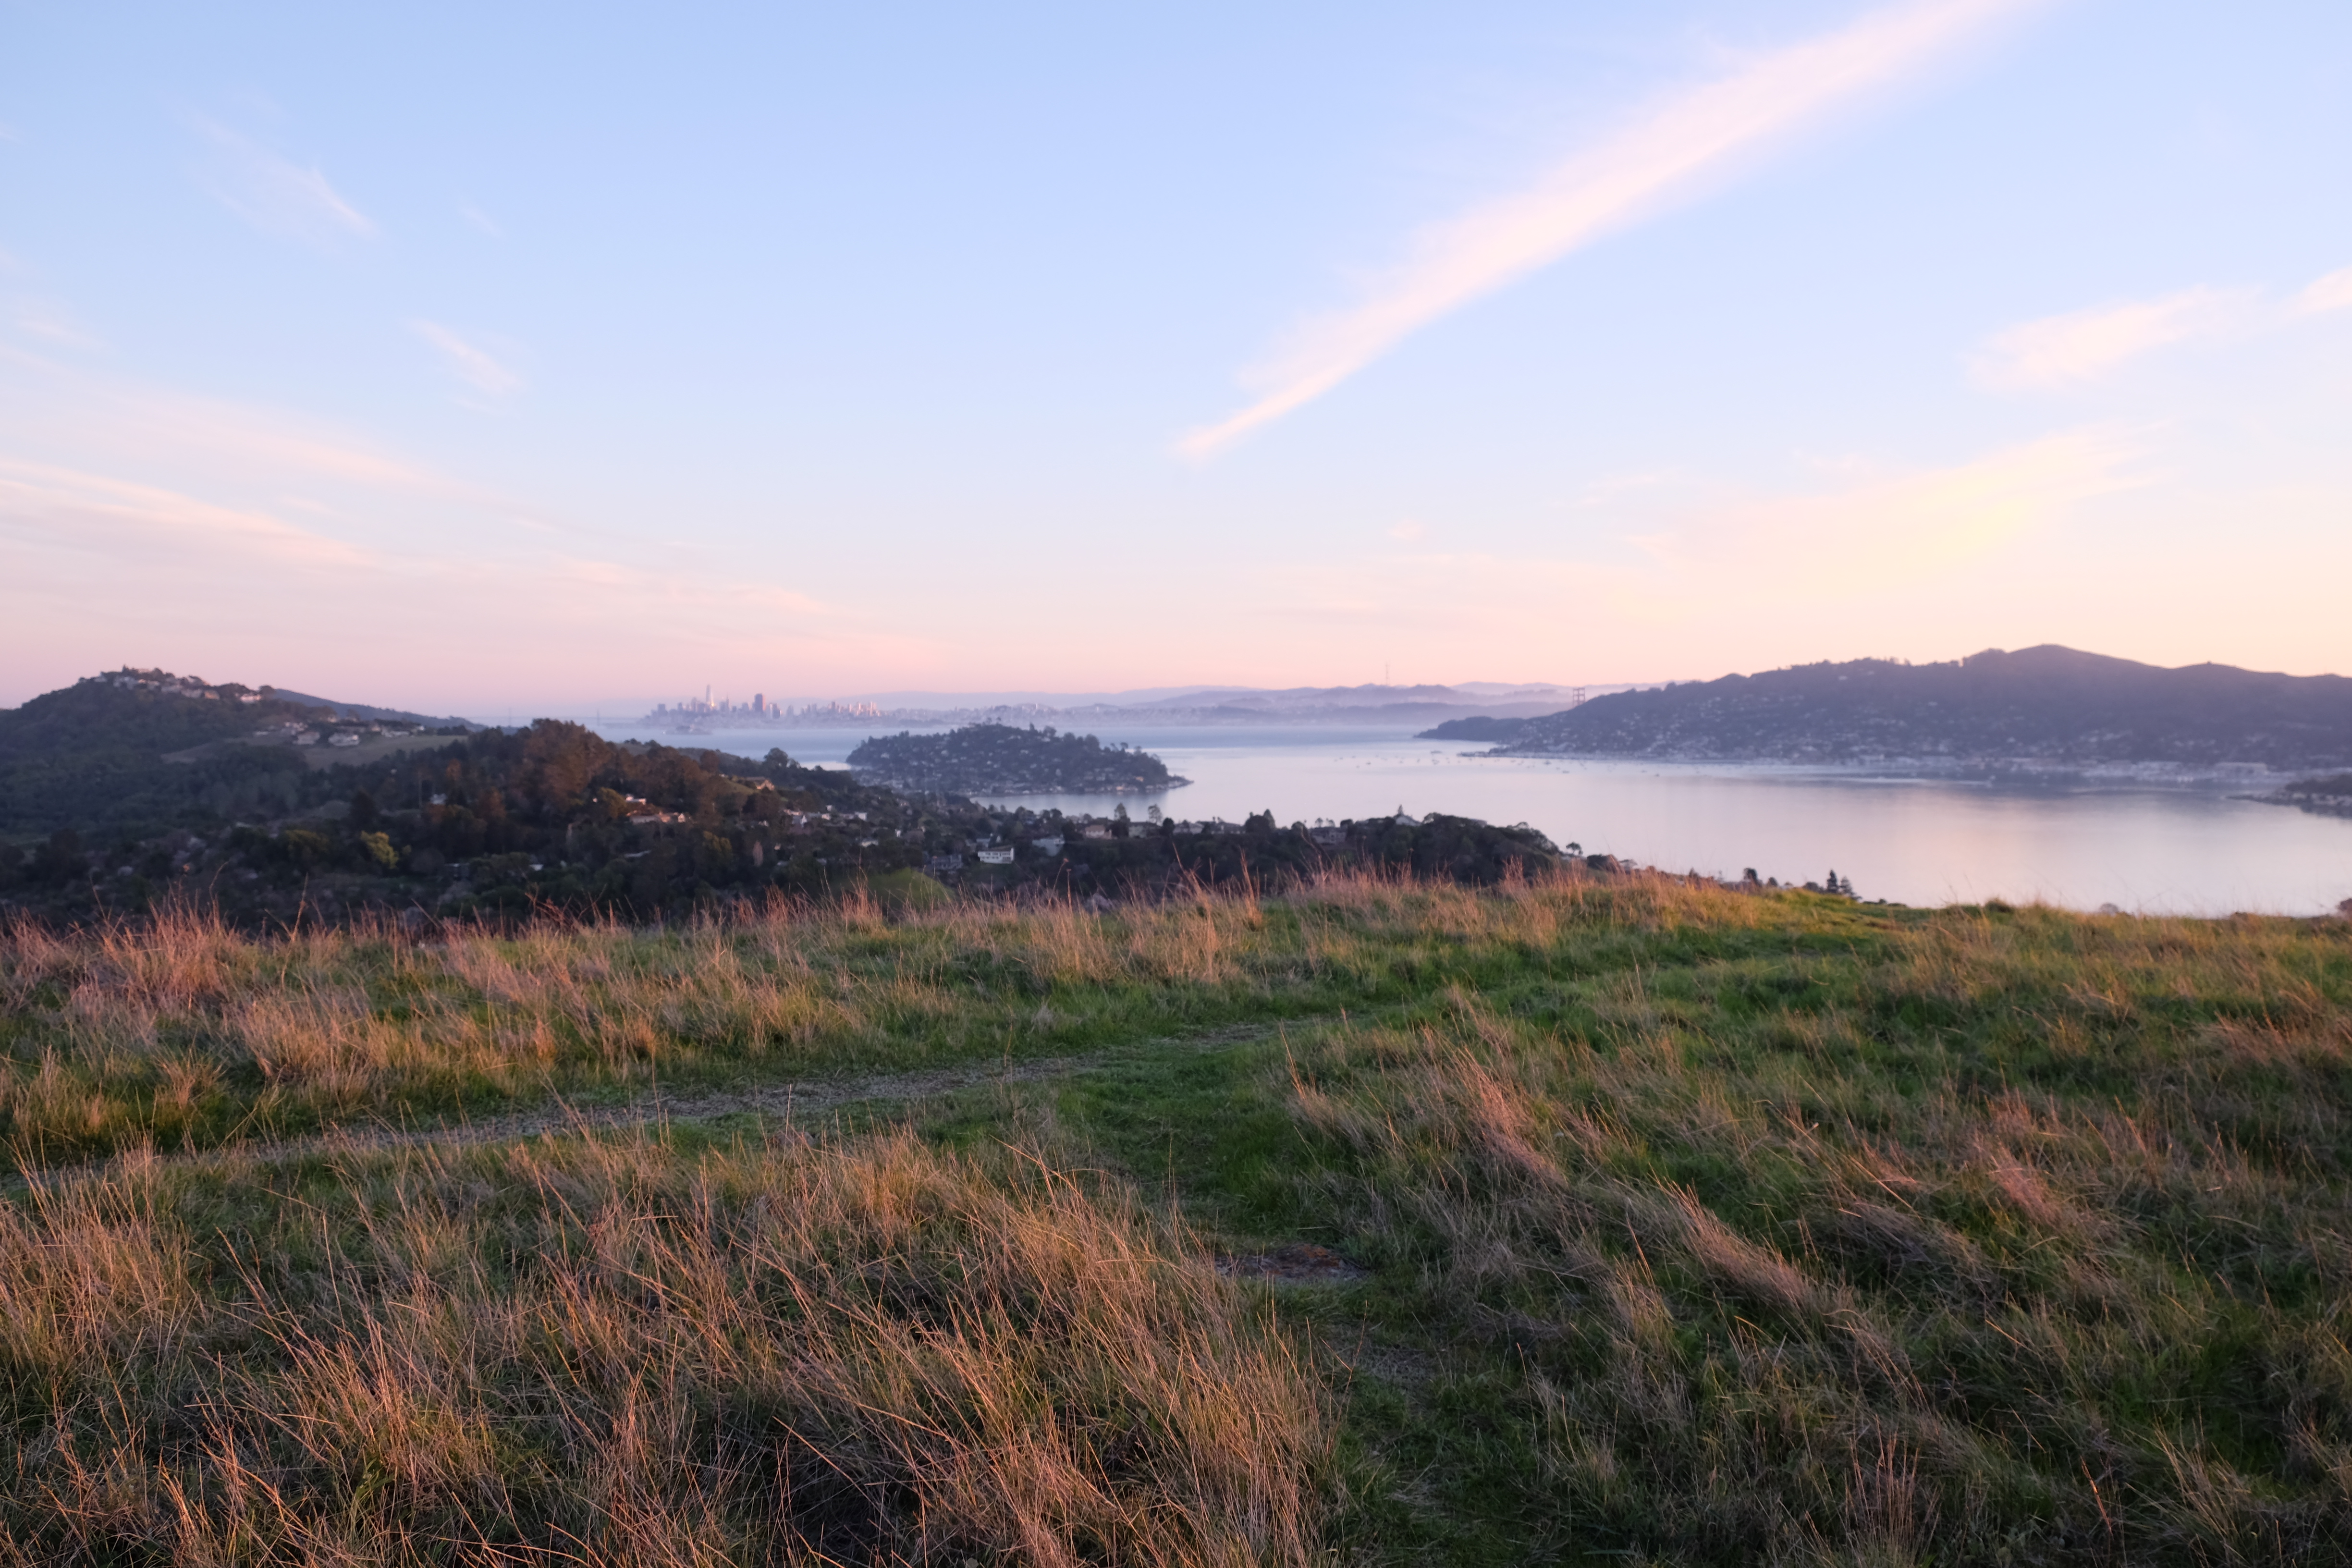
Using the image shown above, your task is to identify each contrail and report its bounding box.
[1179,0,2048,458]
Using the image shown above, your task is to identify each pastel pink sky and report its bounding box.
[4,1,2349,715]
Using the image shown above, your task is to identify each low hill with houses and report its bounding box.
[0,669,473,844]
[1481,646,2352,772]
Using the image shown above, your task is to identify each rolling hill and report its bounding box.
[1485,646,2352,771]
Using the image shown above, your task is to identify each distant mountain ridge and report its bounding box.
[1485,647,2352,772]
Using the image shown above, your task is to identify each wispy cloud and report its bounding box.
[0,356,884,706]
[1972,259,2352,389]
[191,117,376,247]
[13,301,101,350]
[0,456,380,572]
[2,371,438,493]
[0,448,866,708]
[1970,288,2249,389]
[2299,266,2352,316]
[1221,429,2143,686]
[1617,427,2142,598]
[410,320,524,397]
[1179,0,2046,457]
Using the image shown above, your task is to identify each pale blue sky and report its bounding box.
[4,1,2348,711]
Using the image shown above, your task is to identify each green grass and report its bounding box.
[0,874,1895,1164]
[7,871,2352,1563]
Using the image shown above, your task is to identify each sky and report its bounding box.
[3,0,2349,715]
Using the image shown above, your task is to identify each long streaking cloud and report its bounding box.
[191,118,376,248]
[1179,0,2046,458]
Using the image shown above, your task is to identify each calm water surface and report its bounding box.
[585,721,2352,916]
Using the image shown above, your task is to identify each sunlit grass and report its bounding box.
[0,870,1821,1162]
[6,876,2352,1563]
[0,1128,1330,1565]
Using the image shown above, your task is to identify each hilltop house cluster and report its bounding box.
[88,669,429,751]
[93,668,265,703]
[252,718,428,749]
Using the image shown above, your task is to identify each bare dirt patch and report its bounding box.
[1217,1242,1370,1285]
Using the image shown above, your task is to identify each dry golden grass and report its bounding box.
[0,1127,1331,1565]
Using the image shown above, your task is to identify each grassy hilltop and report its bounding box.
[5,874,2352,1563]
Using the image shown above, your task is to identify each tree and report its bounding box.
[37,829,84,886]
[281,829,334,871]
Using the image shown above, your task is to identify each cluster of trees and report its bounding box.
[938,806,1562,897]
[267,723,949,918]
[2268,773,2352,820]
[847,723,1184,794]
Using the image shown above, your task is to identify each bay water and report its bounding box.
[585,720,2352,916]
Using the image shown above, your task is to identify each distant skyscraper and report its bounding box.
[753,693,765,714]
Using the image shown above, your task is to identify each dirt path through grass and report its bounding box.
[4,1016,1316,1189]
